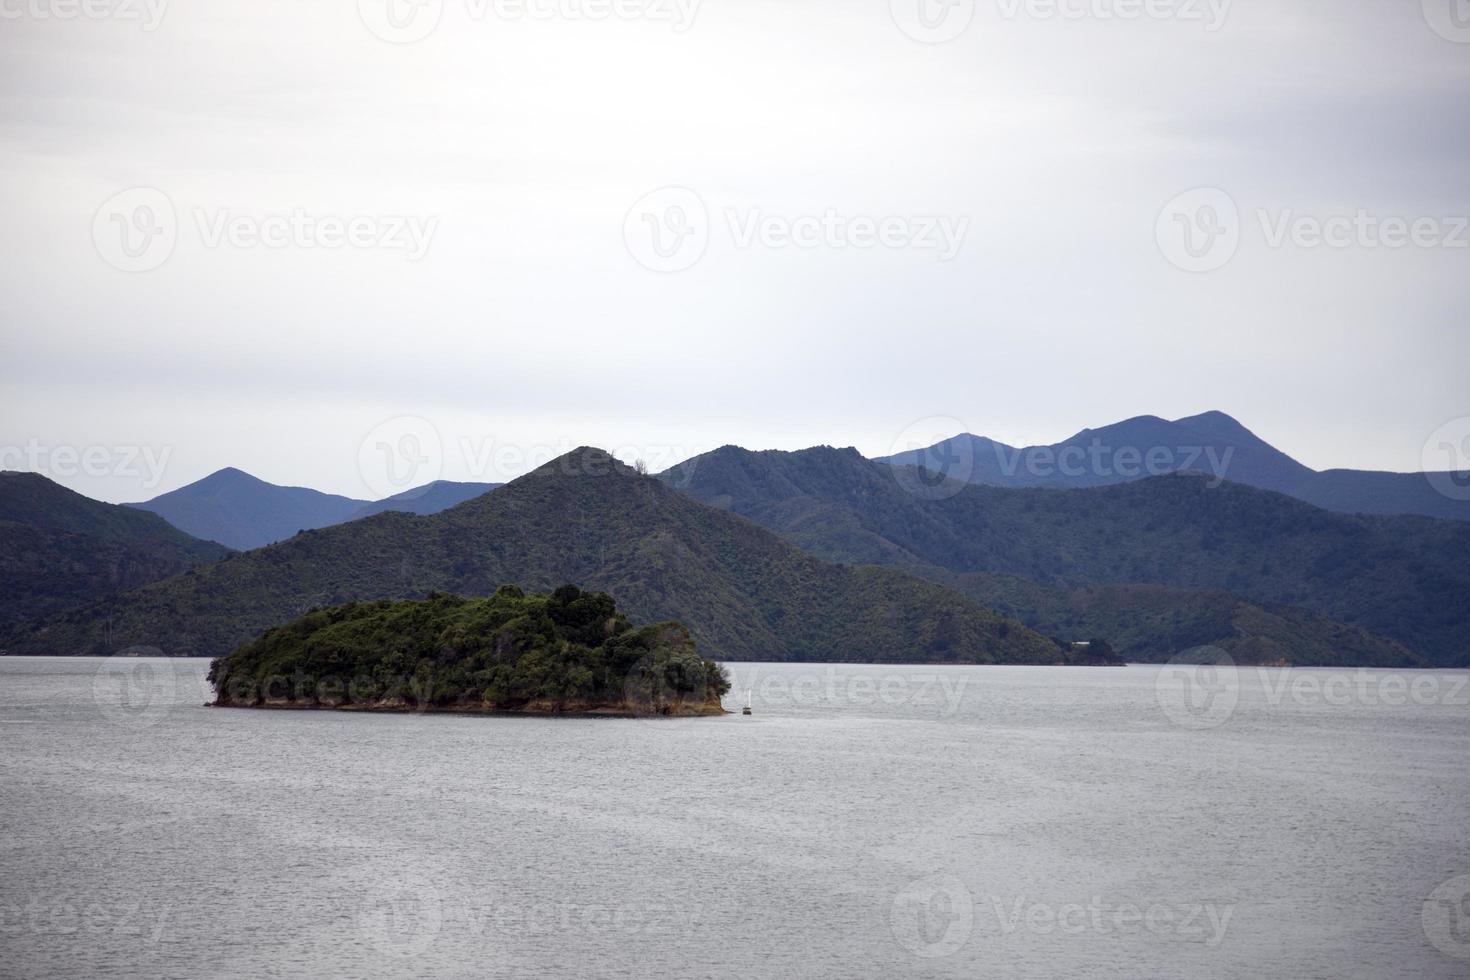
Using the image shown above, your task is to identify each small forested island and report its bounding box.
[208,585,731,716]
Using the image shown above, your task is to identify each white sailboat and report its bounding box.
[742,690,752,715]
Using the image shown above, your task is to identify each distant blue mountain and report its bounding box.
[346,480,501,521]
[877,411,1470,521]
[128,468,368,550]
[129,470,505,550]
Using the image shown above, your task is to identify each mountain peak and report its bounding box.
[130,467,369,550]
[1177,409,1240,424]
[1174,410,1247,433]
[1170,411,1282,453]
[196,466,268,488]
[528,446,639,480]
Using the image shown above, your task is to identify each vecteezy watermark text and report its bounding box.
[1157,651,1470,730]
[995,0,1230,29]
[93,188,438,273]
[725,665,971,717]
[0,0,167,30]
[1157,188,1469,273]
[355,416,705,497]
[624,187,969,273]
[357,0,699,44]
[996,439,1233,485]
[193,209,436,260]
[1,439,173,490]
[357,878,705,958]
[724,209,968,260]
[884,414,1239,500]
[890,875,1234,959]
[990,894,1234,945]
[890,0,1230,44]
[0,897,171,942]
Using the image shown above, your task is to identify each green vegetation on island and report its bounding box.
[209,585,732,715]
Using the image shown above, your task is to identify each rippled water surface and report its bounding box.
[2,657,1469,979]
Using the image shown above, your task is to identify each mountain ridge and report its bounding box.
[661,444,1468,665]
[346,480,501,521]
[5,448,1083,666]
[877,411,1469,521]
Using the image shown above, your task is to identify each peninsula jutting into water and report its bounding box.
[208,585,730,716]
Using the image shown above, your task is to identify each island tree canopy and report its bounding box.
[209,585,731,715]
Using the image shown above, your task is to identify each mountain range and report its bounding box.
[3,449,1073,665]
[126,468,498,549]
[3,411,1466,667]
[878,411,1470,522]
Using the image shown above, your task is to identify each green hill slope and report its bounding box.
[0,472,231,636]
[918,571,1421,667]
[6,449,1075,665]
[661,446,1467,666]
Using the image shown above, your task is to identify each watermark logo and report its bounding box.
[1422,418,1470,502]
[1423,874,1470,959]
[358,0,444,43]
[93,189,437,272]
[1154,647,1238,729]
[358,879,443,957]
[93,187,177,273]
[1157,188,1240,273]
[887,416,975,500]
[358,416,444,499]
[890,0,975,43]
[1422,0,1470,42]
[624,186,709,273]
[0,0,168,30]
[891,875,974,958]
[92,651,175,729]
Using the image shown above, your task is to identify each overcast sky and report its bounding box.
[1,0,1467,502]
